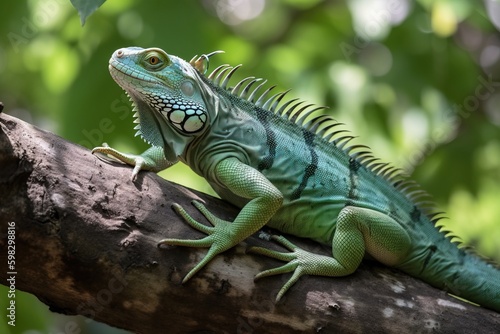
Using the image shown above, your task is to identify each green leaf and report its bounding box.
[70,0,107,25]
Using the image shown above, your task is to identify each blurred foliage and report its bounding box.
[1,0,500,333]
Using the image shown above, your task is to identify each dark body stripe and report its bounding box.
[290,129,318,200]
[346,157,361,206]
[256,107,277,172]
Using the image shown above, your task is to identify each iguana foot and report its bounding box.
[158,201,238,282]
[92,144,147,181]
[92,144,172,181]
[248,235,344,302]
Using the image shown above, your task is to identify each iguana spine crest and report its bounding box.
[201,57,447,223]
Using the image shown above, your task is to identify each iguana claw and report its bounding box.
[92,145,144,181]
[248,235,334,302]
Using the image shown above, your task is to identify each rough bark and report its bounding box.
[0,112,499,334]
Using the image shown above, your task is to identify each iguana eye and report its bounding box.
[148,56,160,65]
[143,52,168,70]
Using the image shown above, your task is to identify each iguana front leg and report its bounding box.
[249,206,412,301]
[92,145,174,180]
[158,157,283,282]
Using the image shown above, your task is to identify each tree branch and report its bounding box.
[0,112,499,333]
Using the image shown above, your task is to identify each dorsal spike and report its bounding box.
[190,50,224,74]
[412,194,431,203]
[305,114,332,133]
[429,211,446,220]
[336,136,356,150]
[240,78,262,99]
[337,136,356,150]
[397,181,420,194]
[255,85,277,107]
[407,190,431,201]
[189,54,199,64]
[275,98,300,116]
[221,64,242,89]
[362,157,380,167]
[189,55,203,72]
[247,80,268,102]
[350,149,372,160]
[392,180,404,188]
[376,165,400,181]
[204,50,225,59]
[324,129,349,142]
[369,162,383,169]
[371,162,390,174]
[346,144,371,154]
[269,90,292,112]
[283,101,305,118]
[357,155,376,165]
[381,167,403,181]
[261,90,286,111]
[299,107,329,129]
[290,104,314,125]
[214,66,233,86]
[231,76,255,96]
[208,64,230,80]
[319,122,344,137]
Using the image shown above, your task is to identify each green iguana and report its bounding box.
[92,47,500,312]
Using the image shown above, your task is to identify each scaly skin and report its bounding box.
[93,47,500,311]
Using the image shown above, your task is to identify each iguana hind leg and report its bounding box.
[249,206,412,301]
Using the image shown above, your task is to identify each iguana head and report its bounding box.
[108,47,213,161]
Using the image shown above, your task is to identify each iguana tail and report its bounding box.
[455,253,500,312]
[397,235,500,312]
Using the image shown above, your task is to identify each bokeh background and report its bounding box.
[1,0,499,333]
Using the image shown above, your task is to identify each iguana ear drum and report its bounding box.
[147,93,207,134]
